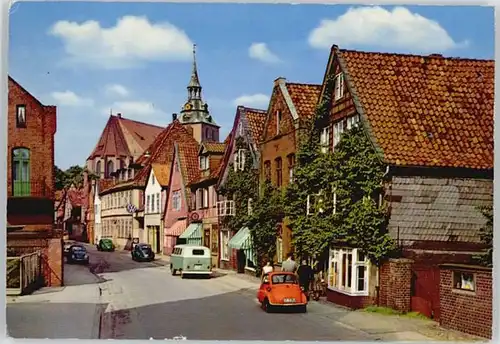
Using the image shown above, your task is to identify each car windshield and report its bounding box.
[139,244,151,250]
[72,246,85,252]
[102,239,112,243]
[271,274,297,285]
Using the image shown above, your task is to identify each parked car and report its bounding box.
[96,238,115,252]
[63,240,76,256]
[257,272,308,313]
[170,244,212,278]
[131,243,155,262]
[67,244,90,265]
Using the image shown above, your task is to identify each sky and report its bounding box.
[8,2,495,170]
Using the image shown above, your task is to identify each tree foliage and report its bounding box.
[55,165,98,190]
[474,205,493,267]
[285,73,395,266]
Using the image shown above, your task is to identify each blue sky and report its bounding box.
[9,3,494,170]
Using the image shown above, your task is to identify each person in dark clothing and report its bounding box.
[297,260,314,295]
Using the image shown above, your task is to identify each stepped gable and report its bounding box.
[87,115,164,160]
[133,120,199,187]
[334,46,494,169]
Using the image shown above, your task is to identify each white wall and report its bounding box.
[145,170,162,214]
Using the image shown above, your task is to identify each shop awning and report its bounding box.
[228,227,252,250]
[179,223,202,239]
[165,220,187,237]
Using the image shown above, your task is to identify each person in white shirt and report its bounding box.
[262,261,274,276]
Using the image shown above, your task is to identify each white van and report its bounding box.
[170,245,212,278]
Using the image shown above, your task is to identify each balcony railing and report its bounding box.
[10,180,51,198]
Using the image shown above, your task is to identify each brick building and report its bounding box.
[84,114,164,244]
[314,45,493,320]
[216,106,267,272]
[259,78,321,264]
[7,76,63,287]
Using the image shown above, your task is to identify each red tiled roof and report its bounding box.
[336,47,494,169]
[244,107,267,144]
[68,189,83,207]
[285,83,322,119]
[133,120,199,187]
[203,142,226,154]
[88,115,163,160]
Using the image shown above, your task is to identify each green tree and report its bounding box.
[474,205,493,267]
[247,180,284,275]
[55,166,67,190]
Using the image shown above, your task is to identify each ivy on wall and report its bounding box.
[285,72,395,266]
[474,205,493,267]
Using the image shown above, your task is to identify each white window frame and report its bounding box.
[238,122,244,136]
[146,195,151,214]
[333,120,345,148]
[347,114,360,129]
[203,188,209,208]
[17,105,26,124]
[452,271,476,292]
[172,190,181,211]
[328,248,369,296]
[276,237,283,264]
[237,149,246,171]
[220,230,230,261]
[334,72,345,101]
[217,200,235,216]
[320,127,330,154]
[333,191,337,214]
[306,191,325,215]
[151,194,155,213]
[199,156,209,170]
[156,193,160,213]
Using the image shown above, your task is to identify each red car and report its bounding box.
[257,271,308,313]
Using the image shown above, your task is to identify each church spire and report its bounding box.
[187,44,201,99]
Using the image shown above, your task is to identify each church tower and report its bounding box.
[178,44,220,143]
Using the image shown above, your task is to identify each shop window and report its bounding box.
[453,271,476,292]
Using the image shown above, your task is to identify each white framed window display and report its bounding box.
[220,230,230,261]
[328,248,369,296]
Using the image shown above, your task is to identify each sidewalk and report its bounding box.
[220,268,484,342]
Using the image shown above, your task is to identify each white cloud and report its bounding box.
[308,6,468,53]
[105,84,130,97]
[49,15,194,69]
[233,94,270,108]
[51,91,94,107]
[248,43,281,63]
[101,101,163,117]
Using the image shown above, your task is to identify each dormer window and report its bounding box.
[16,105,26,128]
[334,73,345,101]
[199,155,209,170]
[276,110,282,135]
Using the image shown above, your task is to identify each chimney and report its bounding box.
[172,113,178,121]
[117,113,122,118]
[274,77,286,87]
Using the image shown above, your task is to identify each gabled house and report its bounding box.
[315,45,493,318]
[144,164,170,253]
[7,76,62,287]
[216,106,267,272]
[164,141,199,255]
[184,141,227,267]
[58,185,85,241]
[259,78,321,265]
[84,113,164,244]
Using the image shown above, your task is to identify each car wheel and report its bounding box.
[263,298,272,313]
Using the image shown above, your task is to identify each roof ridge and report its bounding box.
[337,47,494,63]
[239,106,267,113]
[117,115,165,129]
[285,82,322,87]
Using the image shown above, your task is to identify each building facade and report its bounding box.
[314,46,493,316]
[7,76,63,287]
[259,77,321,264]
[144,164,169,253]
[216,106,267,272]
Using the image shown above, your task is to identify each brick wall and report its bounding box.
[439,266,492,339]
[7,231,64,287]
[379,258,413,313]
[326,289,374,309]
[8,77,57,229]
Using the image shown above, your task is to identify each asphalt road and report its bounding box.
[89,245,373,341]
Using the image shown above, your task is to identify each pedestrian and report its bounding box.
[262,260,274,276]
[297,260,314,297]
[281,252,297,273]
